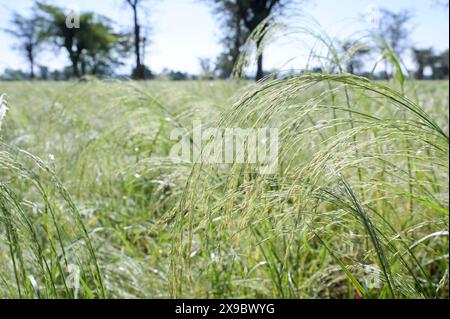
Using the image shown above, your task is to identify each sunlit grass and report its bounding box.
[0,78,448,298]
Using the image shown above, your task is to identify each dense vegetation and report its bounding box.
[0,77,448,298]
[0,0,448,300]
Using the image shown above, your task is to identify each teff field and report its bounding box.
[0,76,448,299]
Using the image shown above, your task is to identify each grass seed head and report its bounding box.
[0,94,8,129]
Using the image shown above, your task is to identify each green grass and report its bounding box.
[0,78,448,298]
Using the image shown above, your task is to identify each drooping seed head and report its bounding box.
[0,94,8,130]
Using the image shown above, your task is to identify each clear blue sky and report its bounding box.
[0,0,448,74]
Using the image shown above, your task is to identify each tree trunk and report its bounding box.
[81,58,86,76]
[26,44,35,79]
[132,6,144,79]
[231,9,242,77]
[92,54,98,75]
[384,60,390,79]
[66,39,80,78]
[29,51,35,80]
[255,39,264,81]
[72,61,80,78]
[70,52,80,78]
[416,64,424,80]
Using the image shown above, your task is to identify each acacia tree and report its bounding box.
[124,0,147,79]
[238,0,287,80]
[37,3,127,77]
[342,41,371,75]
[208,0,248,78]
[78,18,131,76]
[369,8,413,78]
[3,12,42,79]
[37,2,84,77]
[208,0,289,80]
[412,48,433,80]
[378,8,413,59]
[198,58,215,79]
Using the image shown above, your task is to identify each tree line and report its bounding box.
[1,0,449,81]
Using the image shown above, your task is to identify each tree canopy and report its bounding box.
[37,2,130,77]
[3,12,42,79]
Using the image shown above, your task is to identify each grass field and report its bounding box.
[0,77,448,298]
